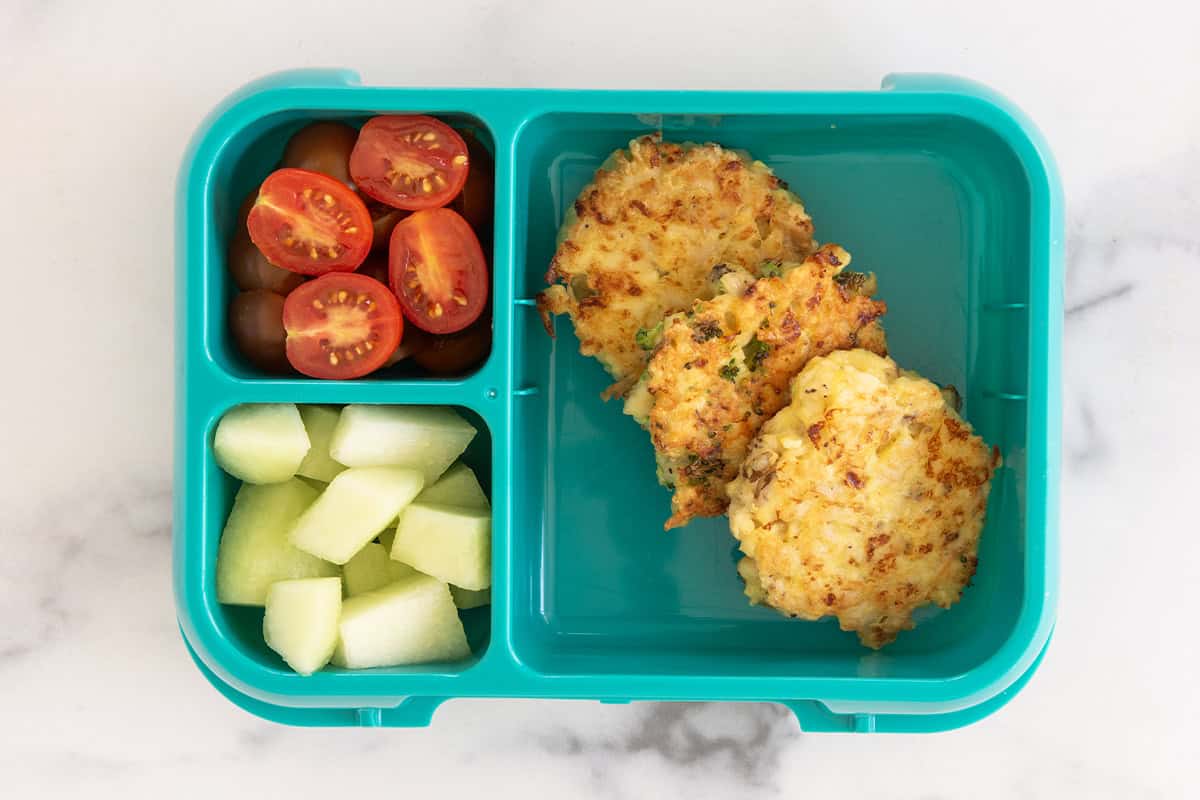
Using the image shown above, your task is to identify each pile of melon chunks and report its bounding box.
[213,403,491,676]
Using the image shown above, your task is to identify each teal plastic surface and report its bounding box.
[175,70,1062,733]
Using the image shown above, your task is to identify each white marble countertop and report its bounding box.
[2,0,1197,796]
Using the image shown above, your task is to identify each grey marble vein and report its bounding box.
[1066,282,1134,318]
[535,702,798,794]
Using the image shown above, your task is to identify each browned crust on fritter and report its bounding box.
[638,245,888,529]
[727,350,1001,648]
[538,135,816,394]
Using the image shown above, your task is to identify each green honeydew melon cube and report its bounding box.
[391,501,491,591]
[343,542,418,596]
[295,405,347,484]
[216,479,337,606]
[263,577,342,675]
[289,467,423,565]
[332,573,470,668]
[329,405,476,484]
[214,403,311,484]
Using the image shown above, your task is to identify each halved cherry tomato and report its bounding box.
[354,253,409,366]
[412,314,492,375]
[282,273,402,379]
[247,168,372,275]
[228,188,308,293]
[350,116,469,210]
[389,208,489,334]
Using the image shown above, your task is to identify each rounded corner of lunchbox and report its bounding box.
[176,68,364,207]
[881,73,1062,207]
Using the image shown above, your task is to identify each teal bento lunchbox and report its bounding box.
[174,69,1061,732]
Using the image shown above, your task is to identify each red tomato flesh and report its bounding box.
[247,168,372,275]
[282,273,402,379]
[350,116,470,211]
[389,208,489,334]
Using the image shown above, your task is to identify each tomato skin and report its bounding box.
[282,273,403,379]
[281,122,357,186]
[227,232,308,294]
[355,252,391,286]
[389,208,489,335]
[247,168,373,275]
[449,131,494,246]
[387,325,432,367]
[361,194,409,251]
[412,315,492,375]
[229,290,292,374]
[350,116,470,211]
[227,188,308,293]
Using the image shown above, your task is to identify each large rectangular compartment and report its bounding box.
[175,70,1061,732]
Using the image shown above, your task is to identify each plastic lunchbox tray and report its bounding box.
[174,69,1061,733]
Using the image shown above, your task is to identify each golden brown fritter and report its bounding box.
[624,245,888,529]
[727,349,1000,649]
[538,135,816,397]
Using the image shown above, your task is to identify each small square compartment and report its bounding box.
[204,109,497,381]
[189,402,495,692]
[511,109,1040,684]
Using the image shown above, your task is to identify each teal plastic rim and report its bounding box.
[174,70,1062,733]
